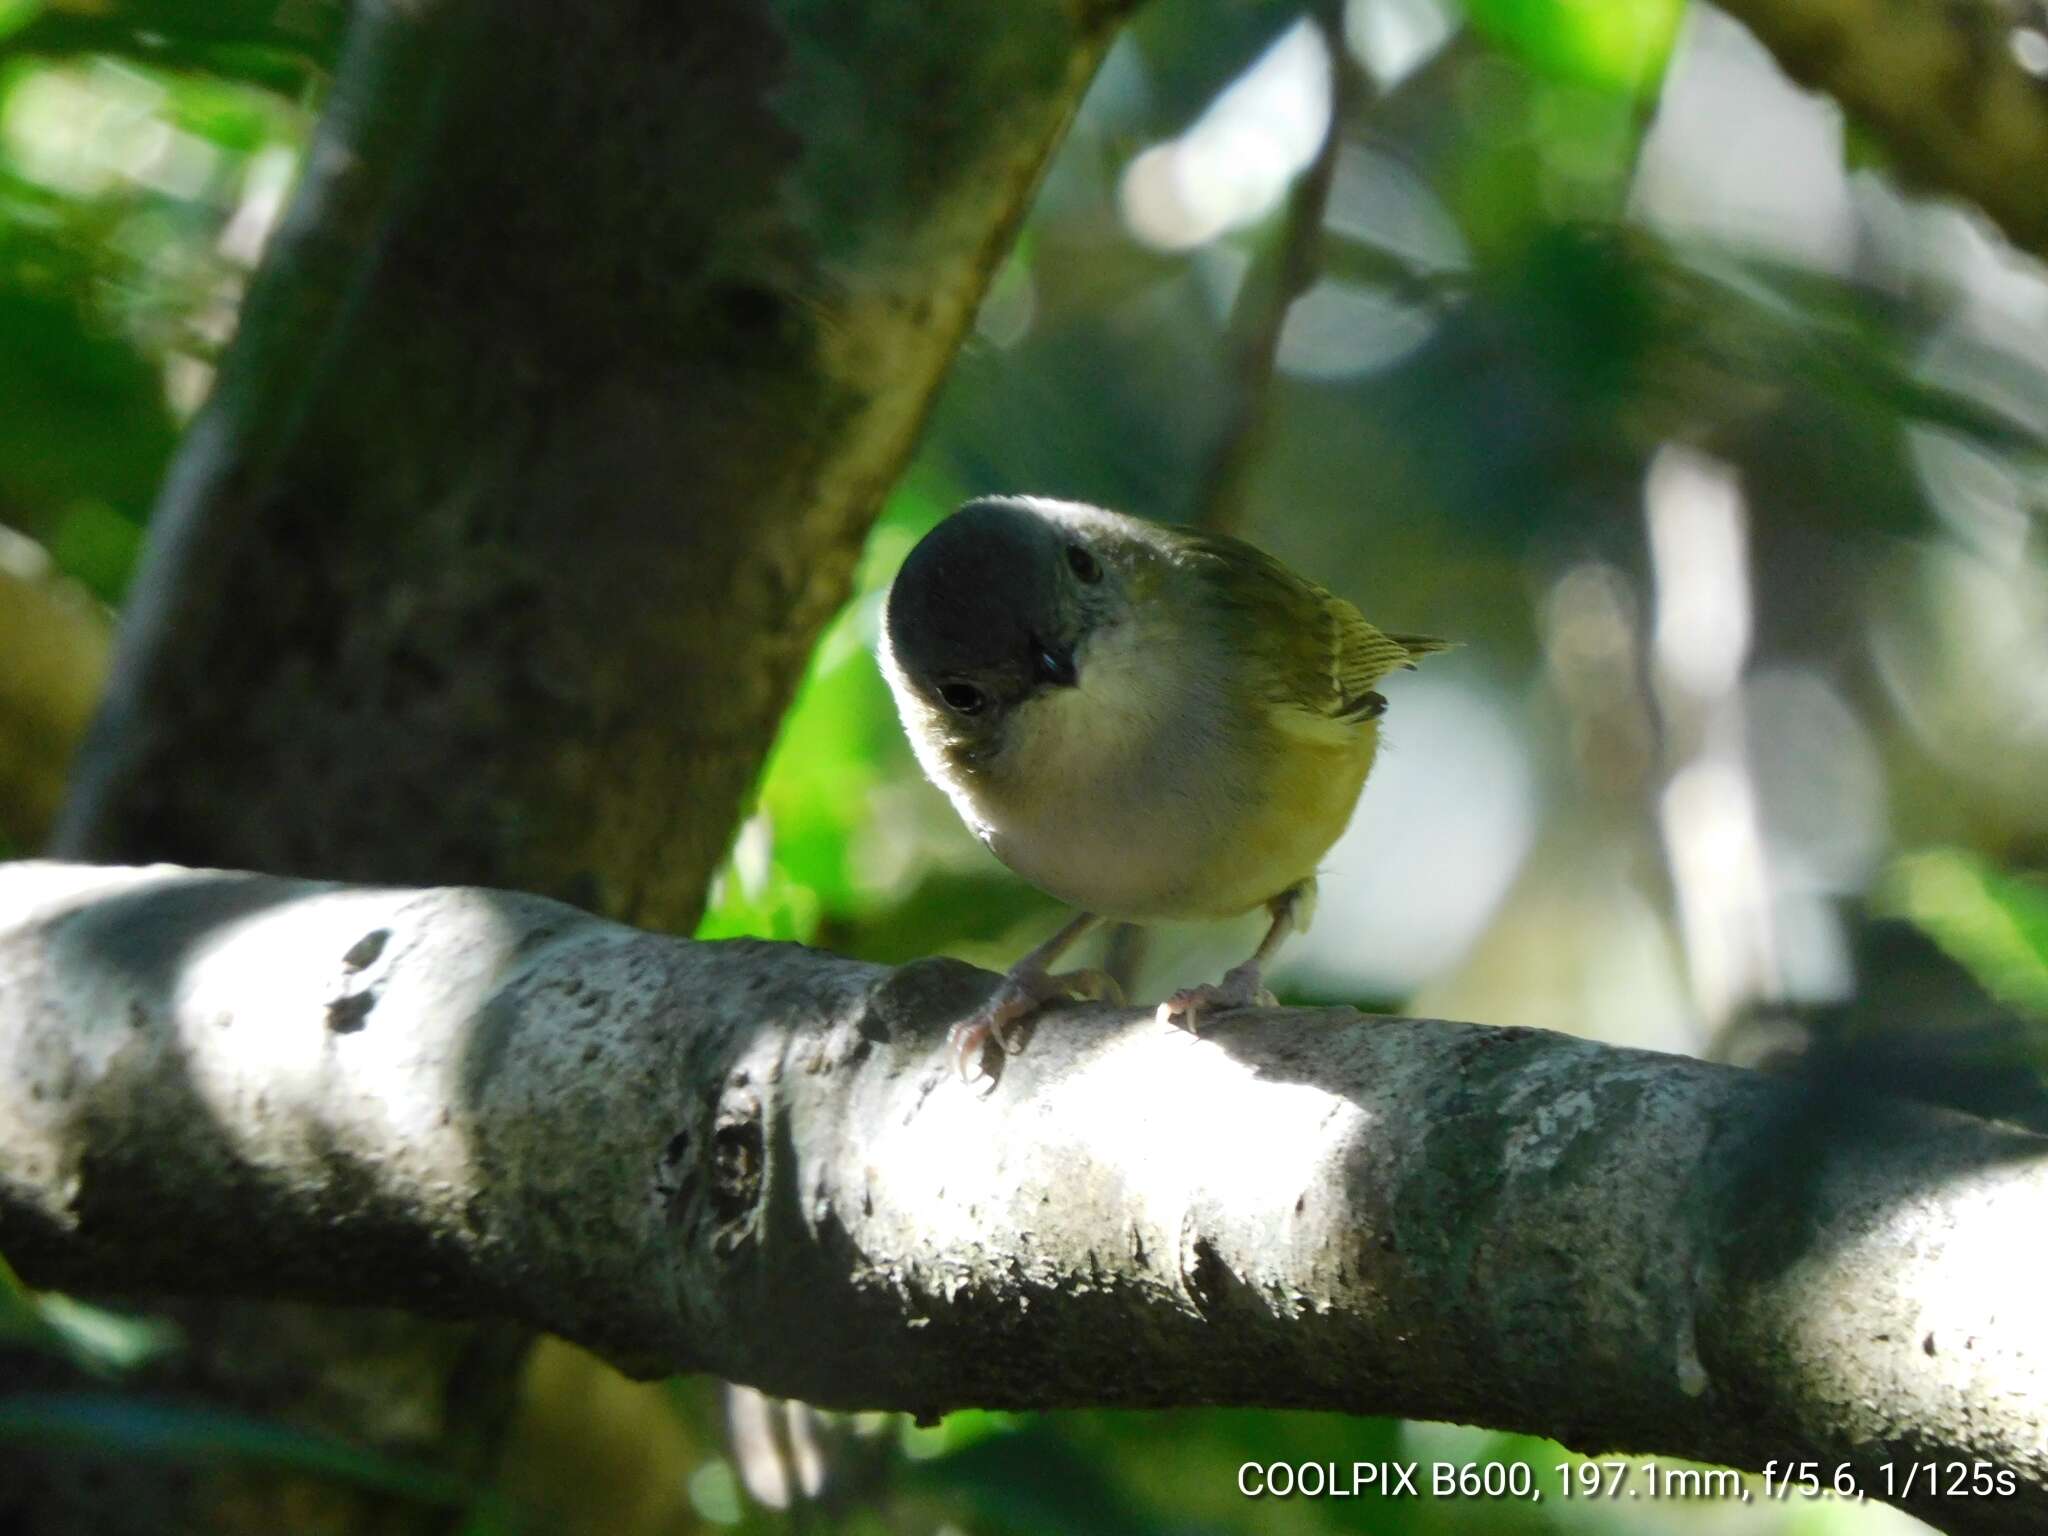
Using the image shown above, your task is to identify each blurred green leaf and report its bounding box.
[47,497,143,602]
[0,1253,179,1375]
[0,1392,475,1505]
[1,0,340,88]
[1462,0,1685,95]
[162,70,299,154]
[904,1419,1165,1536]
[0,283,179,541]
[0,47,313,613]
[901,1407,1025,1461]
[1882,849,2048,1023]
[0,0,40,43]
[697,475,956,946]
[818,871,1058,966]
[687,1457,745,1526]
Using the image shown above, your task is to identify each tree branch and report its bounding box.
[4,861,2042,1533]
[1713,0,2048,261]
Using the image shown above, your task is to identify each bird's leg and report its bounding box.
[950,911,1122,1082]
[1156,879,1316,1033]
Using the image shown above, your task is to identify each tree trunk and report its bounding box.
[16,0,1128,1529]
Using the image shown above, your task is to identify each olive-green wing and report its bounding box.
[1329,608,1447,717]
[1176,528,1447,728]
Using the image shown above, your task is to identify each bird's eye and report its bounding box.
[1065,545,1102,584]
[938,681,987,716]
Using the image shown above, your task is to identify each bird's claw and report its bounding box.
[1155,962,1275,1034]
[950,967,1125,1084]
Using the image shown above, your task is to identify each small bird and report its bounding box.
[879,496,1445,1080]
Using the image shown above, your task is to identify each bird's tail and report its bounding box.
[1387,633,1454,665]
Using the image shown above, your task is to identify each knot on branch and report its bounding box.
[712,1097,763,1225]
[656,1072,765,1257]
[861,956,993,1045]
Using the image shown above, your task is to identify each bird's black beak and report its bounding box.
[1032,640,1079,689]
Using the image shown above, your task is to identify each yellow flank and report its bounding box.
[1190,707,1376,919]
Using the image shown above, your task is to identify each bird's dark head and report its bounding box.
[881,497,1129,753]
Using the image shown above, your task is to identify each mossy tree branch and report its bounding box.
[3,862,2043,1535]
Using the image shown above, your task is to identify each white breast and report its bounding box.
[939,613,1318,922]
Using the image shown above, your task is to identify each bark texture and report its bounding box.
[1712,0,2048,260]
[24,1,1127,1529]
[51,0,1122,935]
[4,862,2044,1535]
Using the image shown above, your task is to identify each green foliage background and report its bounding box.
[3,0,2045,1530]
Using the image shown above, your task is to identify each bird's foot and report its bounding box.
[950,966,1123,1084]
[1155,961,1276,1035]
